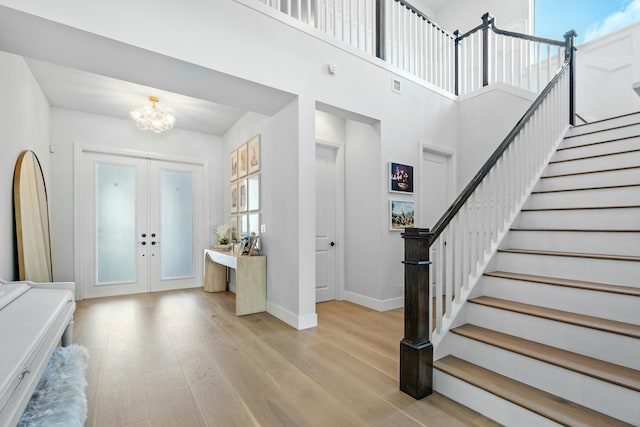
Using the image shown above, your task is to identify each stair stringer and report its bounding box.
[432,124,569,359]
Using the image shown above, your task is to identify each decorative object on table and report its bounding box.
[17,345,89,427]
[389,162,414,193]
[230,183,238,213]
[248,234,261,256]
[237,142,248,178]
[238,179,248,212]
[248,174,260,211]
[230,149,238,181]
[248,135,261,174]
[390,200,415,230]
[214,224,231,250]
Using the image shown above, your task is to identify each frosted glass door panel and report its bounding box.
[96,163,136,284]
[160,170,194,279]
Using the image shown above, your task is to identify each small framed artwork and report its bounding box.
[238,179,248,212]
[229,216,238,241]
[248,174,260,211]
[238,143,248,178]
[390,200,415,231]
[230,183,238,213]
[389,162,414,193]
[230,150,238,182]
[248,135,261,174]
[248,213,260,238]
[239,214,249,237]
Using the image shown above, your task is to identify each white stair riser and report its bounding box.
[545,151,640,175]
[562,123,640,147]
[496,251,640,286]
[553,137,640,161]
[566,115,640,137]
[481,276,640,324]
[433,369,561,427]
[535,168,640,191]
[467,303,640,370]
[514,208,640,229]
[504,230,640,257]
[525,187,640,209]
[448,335,640,426]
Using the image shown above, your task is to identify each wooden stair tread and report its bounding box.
[522,205,640,211]
[469,296,640,339]
[434,356,634,427]
[565,119,640,138]
[484,271,640,297]
[451,324,640,392]
[557,133,640,151]
[511,228,640,233]
[549,148,640,164]
[541,165,640,179]
[570,111,640,130]
[532,183,640,193]
[498,248,640,262]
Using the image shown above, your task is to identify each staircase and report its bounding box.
[433,112,640,426]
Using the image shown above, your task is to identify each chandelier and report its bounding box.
[130,96,175,133]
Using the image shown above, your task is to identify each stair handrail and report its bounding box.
[400,30,577,400]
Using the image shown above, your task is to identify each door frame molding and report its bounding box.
[73,143,210,300]
[315,139,345,302]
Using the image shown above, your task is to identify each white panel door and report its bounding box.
[81,152,203,298]
[421,150,451,228]
[421,150,452,292]
[315,145,338,303]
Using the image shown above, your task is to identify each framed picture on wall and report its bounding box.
[390,200,415,231]
[248,174,260,211]
[238,179,248,212]
[229,216,238,241]
[230,183,238,213]
[389,162,414,193]
[248,135,261,174]
[230,150,238,181]
[238,143,248,178]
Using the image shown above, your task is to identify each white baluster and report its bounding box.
[445,226,453,316]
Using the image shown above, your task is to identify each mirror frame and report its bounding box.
[13,150,53,282]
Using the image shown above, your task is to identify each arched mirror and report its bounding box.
[13,150,53,282]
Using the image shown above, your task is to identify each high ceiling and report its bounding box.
[25,58,248,136]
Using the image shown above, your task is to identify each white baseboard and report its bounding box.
[267,301,318,330]
[343,291,404,311]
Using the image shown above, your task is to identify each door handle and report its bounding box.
[330,241,335,247]
[140,241,147,246]
[151,241,160,246]
[141,233,147,238]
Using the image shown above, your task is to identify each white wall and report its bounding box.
[0,52,50,281]
[436,0,532,34]
[457,83,534,189]
[49,108,223,282]
[576,21,640,122]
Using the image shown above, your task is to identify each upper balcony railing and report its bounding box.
[255,0,573,101]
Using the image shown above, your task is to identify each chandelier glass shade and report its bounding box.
[130,96,175,133]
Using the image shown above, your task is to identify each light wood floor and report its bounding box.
[74,289,498,427]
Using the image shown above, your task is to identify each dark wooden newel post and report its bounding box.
[400,228,433,399]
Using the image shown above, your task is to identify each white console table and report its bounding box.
[203,249,266,316]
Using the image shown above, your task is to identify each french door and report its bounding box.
[80,151,204,299]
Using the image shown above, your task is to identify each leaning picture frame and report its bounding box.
[389,200,415,231]
[389,162,414,193]
[248,135,260,174]
[238,143,248,178]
